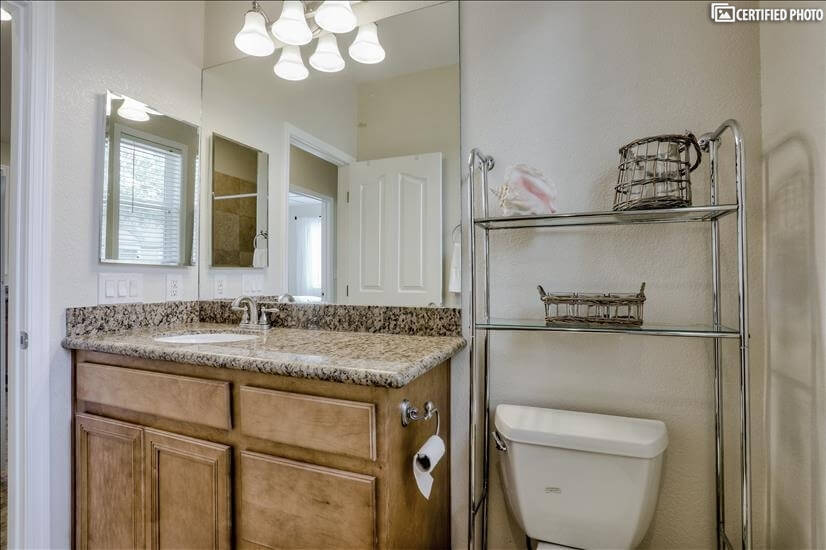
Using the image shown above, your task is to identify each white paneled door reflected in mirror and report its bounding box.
[200,1,460,307]
[99,91,200,267]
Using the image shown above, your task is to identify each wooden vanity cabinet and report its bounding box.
[72,349,451,550]
[75,414,231,550]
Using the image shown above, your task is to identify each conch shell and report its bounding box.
[490,164,557,216]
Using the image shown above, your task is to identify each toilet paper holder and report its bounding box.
[400,399,440,436]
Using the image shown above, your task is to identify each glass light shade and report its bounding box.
[348,23,385,64]
[0,7,11,21]
[271,0,312,46]
[117,97,150,122]
[309,34,345,73]
[314,1,356,34]
[274,46,309,81]
[234,10,275,57]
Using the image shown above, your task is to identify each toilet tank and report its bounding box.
[494,404,668,550]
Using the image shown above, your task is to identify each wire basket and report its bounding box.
[614,133,702,211]
[538,283,646,326]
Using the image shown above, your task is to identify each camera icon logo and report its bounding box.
[711,2,737,22]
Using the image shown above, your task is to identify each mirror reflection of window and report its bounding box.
[104,128,186,264]
[288,192,329,302]
[100,91,199,266]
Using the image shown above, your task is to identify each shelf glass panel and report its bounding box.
[473,204,738,230]
[475,318,740,338]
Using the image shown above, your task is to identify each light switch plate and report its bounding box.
[242,273,264,296]
[213,275,227,298]
[166,274,184,301]
[98,273,143,304]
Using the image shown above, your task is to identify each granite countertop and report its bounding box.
[62,322,466,388]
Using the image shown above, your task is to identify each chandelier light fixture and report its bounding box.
[232,0,386,82]
[348,22,385,64]
[314,1,357,34]
[309,33,346,72]
[116,96,161,122]
[274,45,310,81]
[271,0,313,46]
[234,2,275,57]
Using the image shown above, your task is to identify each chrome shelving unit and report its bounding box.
[466,120,751,550]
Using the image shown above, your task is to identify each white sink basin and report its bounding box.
[154,332,260,344]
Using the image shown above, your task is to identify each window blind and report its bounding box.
[113,133,184,264]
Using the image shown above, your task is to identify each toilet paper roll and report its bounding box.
[413,434,445,500]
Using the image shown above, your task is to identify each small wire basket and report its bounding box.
[538,283,646,327]
[614,133,702,211]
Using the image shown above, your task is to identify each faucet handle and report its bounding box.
[232,304,250,324]
[258,306,280,326]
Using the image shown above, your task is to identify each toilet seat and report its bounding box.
[535,541,579,550]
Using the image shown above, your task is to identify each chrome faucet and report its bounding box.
[231,295,259,327]
[231,295,277,330]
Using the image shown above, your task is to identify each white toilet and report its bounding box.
[494,404,668,549]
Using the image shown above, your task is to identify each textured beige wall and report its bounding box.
[457,2,765,548]
[357,64,461,307]
[289,145,337,199]
[51,1,205,545]
[760,2,826,548]
[213,135,258,183]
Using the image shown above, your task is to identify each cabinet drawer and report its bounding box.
[77,362,232,430]
[239,451,376,550]
[239,386,376,460]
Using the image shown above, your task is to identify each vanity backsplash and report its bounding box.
[66,300,462,338]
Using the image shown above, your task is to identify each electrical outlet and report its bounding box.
[213,275,227,298]
[166,274,184,301]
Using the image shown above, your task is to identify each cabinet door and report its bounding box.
[144,428,231,550]
[76,413,144,550]
[239,451,376,549]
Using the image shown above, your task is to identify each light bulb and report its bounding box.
[234,9,275,57]
[349,23,385,64]
[271,0,312,46]
[315,1,356,34]
[117,97,150,122]
[309,34,345,73]
[274,45,309,81]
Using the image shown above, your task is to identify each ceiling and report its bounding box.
[204,1,458,86]
[203,0,457,72]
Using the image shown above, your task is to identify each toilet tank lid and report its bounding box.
[494,404,668,459]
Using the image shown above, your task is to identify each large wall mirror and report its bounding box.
[100,91,199,266]
[200,1,459,306]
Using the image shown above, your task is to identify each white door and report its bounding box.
[339,153,442,306]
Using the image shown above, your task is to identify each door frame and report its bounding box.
[288,186,336,301]
[281,123,354,295]
[6,1,55,548]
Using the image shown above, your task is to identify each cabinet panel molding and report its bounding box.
[239,451,377,549]
[144,428,231,550]
[75,413,144,550]
[240,385,377,460]
[77,362,232,430]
